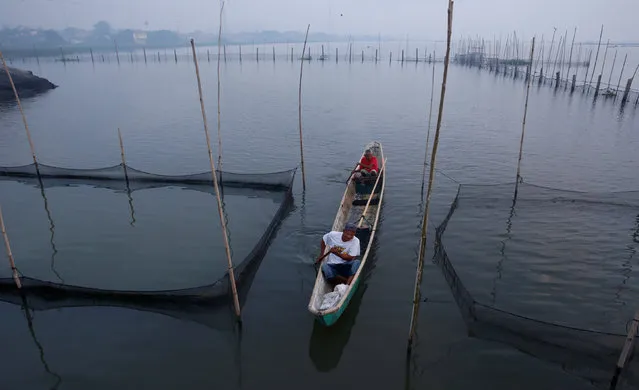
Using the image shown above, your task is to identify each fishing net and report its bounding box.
[0,164,297,330]
[0,163,295,191]
[434,181,639,388]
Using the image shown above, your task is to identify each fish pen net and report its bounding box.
[0,164,297,328]
[434,181,639,388]
[0,162,295,191]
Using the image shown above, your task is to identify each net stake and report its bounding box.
[298,24,310,191]
[190,38,241,320]
[515,37,536,192]
[118,128,129,181]
[408,0,454,353]
[216,1,225,169]
[421,54,436,197]
[0,205,21,289]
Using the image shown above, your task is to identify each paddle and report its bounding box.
[313,246,334,273]
[346,162,360,183]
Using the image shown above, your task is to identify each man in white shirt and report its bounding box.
[315,223,361,285]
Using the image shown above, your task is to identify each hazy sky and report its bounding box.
[1,0,636,41]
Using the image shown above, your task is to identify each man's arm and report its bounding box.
[330,247,357,261]
[359,159,373,169]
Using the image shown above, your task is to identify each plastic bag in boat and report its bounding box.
[319,284,349,310]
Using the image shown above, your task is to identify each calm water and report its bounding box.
[1,52,638,390]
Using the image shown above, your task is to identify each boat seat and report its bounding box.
[355,177,382,195]
[352,196,380,206]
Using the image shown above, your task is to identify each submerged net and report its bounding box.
[0,162,295,191]
[434,181,639,388]
[0,164,297,330]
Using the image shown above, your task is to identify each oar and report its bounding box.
[313,247,332,272]
[346,162,361,183]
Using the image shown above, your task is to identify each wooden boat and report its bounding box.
[308,141,386,326]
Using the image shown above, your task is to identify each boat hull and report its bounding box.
[314,277,360,326]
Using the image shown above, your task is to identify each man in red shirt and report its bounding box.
[353,149,378,182]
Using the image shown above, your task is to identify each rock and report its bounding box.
[0,66,57,99]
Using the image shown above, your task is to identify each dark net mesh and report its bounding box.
[0,164,296,330]
[434,181,639,389]
[0,163,296,191]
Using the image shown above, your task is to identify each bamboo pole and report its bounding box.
[583,50,592,91]
[421,58,436,196]
[589,25,604,88]
[566,27,576,86]
[217,1,225,169]
[117,128,129,182]
[631,63,639,82]
[516,38,536,188]
[614,54,628,100]
[546,28,556,78]
[0,206,21,288]
[408,0,454,353]
[533,34,543,78]
[114,40,120,65]
[90,48,94,64]
[559,29,567,82]
[551,35,562,85]
[599,40,611,87]
[298,25,310,190]
[143,48,147,64]
[189,38,241,320]
[607,50,618,91]
[0,50,40,176]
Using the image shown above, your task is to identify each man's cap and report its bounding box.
[344,223,358,232]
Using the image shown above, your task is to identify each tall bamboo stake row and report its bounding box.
[189,38,241,320]
[408,0,454,353]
